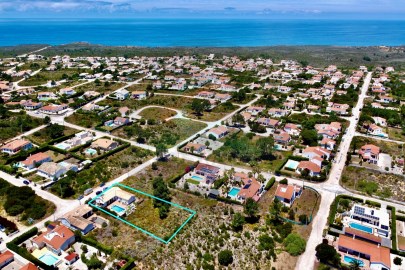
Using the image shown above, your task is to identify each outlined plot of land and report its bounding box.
[88,183,196,244]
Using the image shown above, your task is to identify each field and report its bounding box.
[341,166,405,201]
[19,69,89,86]
[26,125,78,145]
[387,127,405,142]
[139,107,177,121]
[74,81,127,94]
[0,112,44,144]
[49,145,153,197]
[113,118,207,147]
[99,95,238,122]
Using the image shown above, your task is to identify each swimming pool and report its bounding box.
[55,142,70,150]
[284,159,300,170]
[343,255,364,266]
[39,253,59,266]
[228,187,241,197]
[85,148,97,155]
[111,205,125,214]
[191,175,204,181]
[349,222,373,234]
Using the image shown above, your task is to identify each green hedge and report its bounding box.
[365,200,381,208]
[396,215,405,222]
[265,177,276,191]
[11,227,38,245]
[389,206,397,251]
[327,195,363,225]
[120,259,135,270]
[6,227,55,270]
[327,230,340,237]
[90,143,129,163]
[329,223,343,231]
[217,196,242,205]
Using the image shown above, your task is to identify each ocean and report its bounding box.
[0,18,405,47]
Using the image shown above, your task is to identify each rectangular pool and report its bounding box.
[111,205,125,214]
[85,148,97,155]
[284,159,300,170]
[39,253,59,266]
[344,255,364,267]
[228,187,241,197]
[349,222,373,234]
[191,175,204,181]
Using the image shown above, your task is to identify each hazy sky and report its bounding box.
[0,0,404,18]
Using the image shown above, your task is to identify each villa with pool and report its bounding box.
[96,186,137,217]
[228,172,264,203]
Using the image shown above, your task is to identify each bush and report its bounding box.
[394,256,402,265]
[283,233,306,256]
[231,213,245,231]
[218,250,233,266]
[279,178,288,185]
[265,177,276,190]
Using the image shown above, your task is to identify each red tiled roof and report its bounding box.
[0,250,13,264]
[20,262,39,270]
[275,184,295,200]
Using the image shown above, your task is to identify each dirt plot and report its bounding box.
[342,166,405,201]
[139,107,177,121]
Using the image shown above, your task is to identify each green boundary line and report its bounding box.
[88,183,196,244]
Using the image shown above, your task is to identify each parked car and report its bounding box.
[23,180,30,185]
[96,190,102,195]
[84,188,93,196]
[99,182,106,187]
[0,225,5,232]
[77,195,84,200]
[103,186,109,191]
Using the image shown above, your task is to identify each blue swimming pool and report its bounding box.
[285,159,300,170]
[344,255,364,266]
[111,205,125,214]
[191,175,204,181]
[39,253,59,266]
[228,187,241,197]
[55,142,70,150]
[349,222,373,234]
[85,148,97,155]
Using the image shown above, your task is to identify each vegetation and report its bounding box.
[283,233,306,256]
[0,178,55,223]
[315,239,341,267]
[218,250,233,266]
[152,176,171,218]
[28,124,77,145]
[0,109,44,143]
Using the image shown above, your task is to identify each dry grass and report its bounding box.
[139,107,177,121]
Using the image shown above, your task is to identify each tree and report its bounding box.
[349,260,362,270]
[258,234,274,251]
[269,198,282,222]
[43,116,51,125]
[283,233,306,256]
[152,177,171,219]
[244,198,259,218]
[231,113,245,127]
[256,137,274,159]
[231,212,245,231]
[191,99,211,116]
[48,123,64,139]
[315,239,341,266]
[155,143,168,160]
[301,129,319,146]
[218,250,233,266]
[394,257,402,266]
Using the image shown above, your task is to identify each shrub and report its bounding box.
[394,256,402,265]
[283,233,306,256]
[265,177,276,190]
[218,250,233,266]
[279,178,288,185]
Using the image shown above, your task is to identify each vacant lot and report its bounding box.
[26,125,78,145]
[113,118,207,147]
[74,81,127,94]
[341,166,405,201]
[50,145,153,197]
[139,107,177,121]
[0,112,44,144]
[19,69,89,86]
[387,127,405,142]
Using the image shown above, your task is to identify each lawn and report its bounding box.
[50,145,153,198]
[139,107,177,121]
[113,118,207,147]
[0,112,44,144]
[341,166,405,201]
[19,69,89,86]
[65,109,119,128]
[26,125,78,145]
[186,179,200,185]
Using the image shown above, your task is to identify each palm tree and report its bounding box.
[349,259,362,270]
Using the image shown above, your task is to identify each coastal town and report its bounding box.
[0,46,404,270]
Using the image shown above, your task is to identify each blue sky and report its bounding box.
[0,0,404,18]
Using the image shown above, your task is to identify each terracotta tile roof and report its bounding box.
[22,152,51,167]
[275,184,295,200]
[208,126,228,135]
[20,262,39,270]
[359,144,380,155]
[237,177,261,199]
[0,250,13,264]
[297,161,321,173]
[64,252,78,262]
[33,225,74,251]
[338,235,390,269]
[344,227,382,244]
[1,139,31,151]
